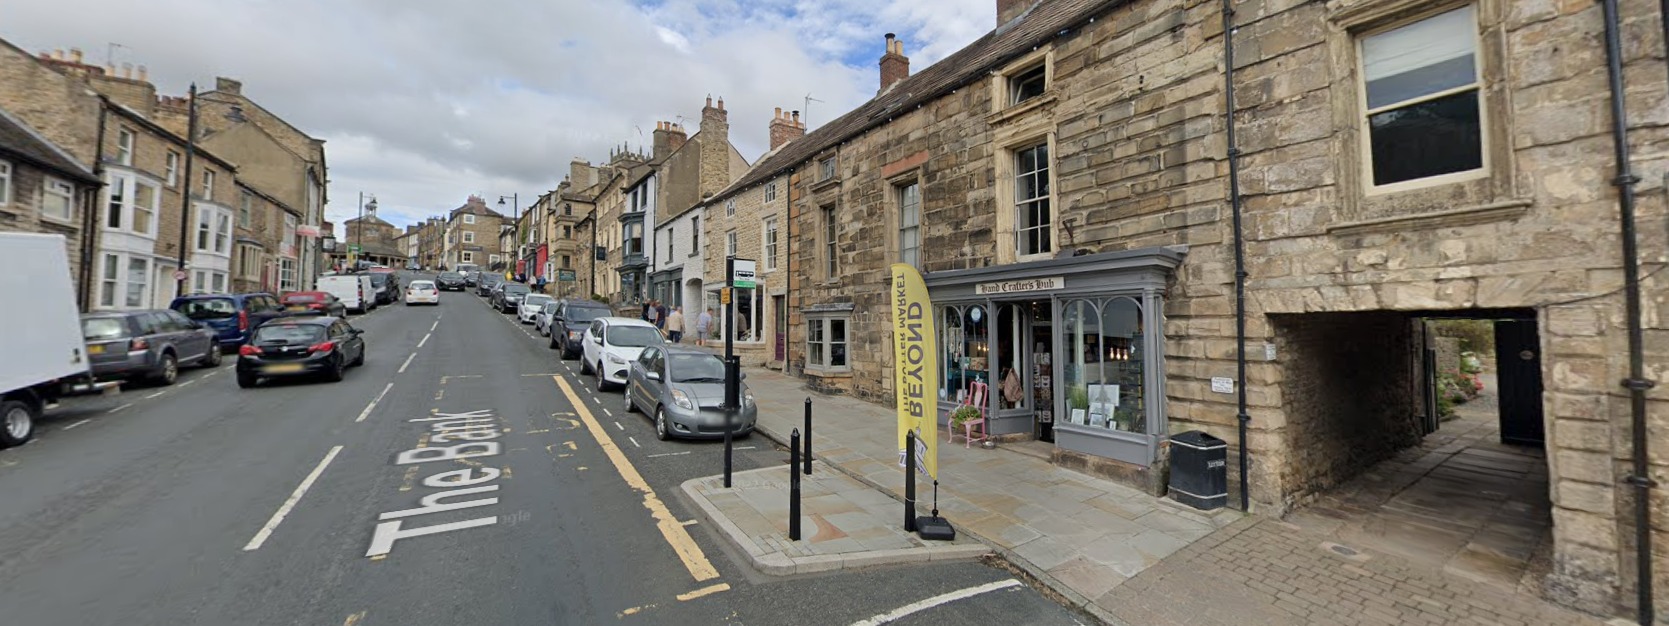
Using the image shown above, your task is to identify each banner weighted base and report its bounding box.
[915,516,956,541]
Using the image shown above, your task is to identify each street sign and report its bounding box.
[348,244,362,253]
[731,259,757,289]
[172,270,186,281]
[558,269,576,282]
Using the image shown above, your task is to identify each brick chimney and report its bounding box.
[698,96,730,199]
[768,107,806,151]
[215,76,242,95]
[997,0,1040,27]
[879,33,910,94]
[652,121,688,161]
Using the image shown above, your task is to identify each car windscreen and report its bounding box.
[81,317,129,340]
[175,298,237,320]
[606,326,663,348]
[283,293,321,303]
[502,285,530,295]
[409,281,436,289]
[566,306,610,324]
[439,272,463,280]
[669,353,727,382]
[523,295,553,306]
[368,274,391,287]
[252,324,327,344]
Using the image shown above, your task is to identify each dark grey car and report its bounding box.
[81,310,221,386]
[547,301,613,358]
[494,283,530,313]
[623,347,756,441]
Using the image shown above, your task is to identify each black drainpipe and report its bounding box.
[1221,0,1250,512]
[79,99,111,311]
[1599,1,1656,623]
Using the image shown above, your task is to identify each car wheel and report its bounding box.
[151,353,179,386]
[623,390,638,414]
[654,407,671,441]
[203,346,223,368]
[0,399,37,447]
[236,371,257,388]
[324,355,346,382]
[580,357,593,375]
[547,334,559,350]
[351,346,366,367]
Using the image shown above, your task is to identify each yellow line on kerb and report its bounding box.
[551,375,720,582]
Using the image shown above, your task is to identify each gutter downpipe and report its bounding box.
[81,99,110,311]
[1222,0,1251,511]
[1599,1,1656,623]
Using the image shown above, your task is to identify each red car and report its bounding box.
[280,291,349,318]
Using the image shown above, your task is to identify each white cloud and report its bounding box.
[0,0,995,228]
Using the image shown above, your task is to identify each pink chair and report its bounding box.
[949,381,989,448]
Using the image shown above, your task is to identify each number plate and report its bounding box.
[87,344,105,354]
[264,363,306,374]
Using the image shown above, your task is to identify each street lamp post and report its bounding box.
[355,192,376,269]
[174,83,198,297]
[499,194,520,278]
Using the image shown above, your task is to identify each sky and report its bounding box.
[0,0,996,230]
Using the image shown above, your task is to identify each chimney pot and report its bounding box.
[717,97,724,110]
[137,65,148,81]
[879,35,911,93]
[54,49,64,60]
[121,62,132,78]
[69,48,83,63]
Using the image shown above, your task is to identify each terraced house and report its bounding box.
[760,0,1666,618]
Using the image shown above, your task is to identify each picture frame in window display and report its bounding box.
[1069,408,1086,426]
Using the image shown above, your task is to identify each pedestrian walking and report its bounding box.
[646,299,661,327]
[654,300,669,331]
[666,306,685,343]
[695,308,713,347]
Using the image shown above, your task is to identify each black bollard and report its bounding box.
[904,429,918,532]
[803,397,813,476]
[789,428,802,541]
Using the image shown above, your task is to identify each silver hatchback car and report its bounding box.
[623,347,756,441]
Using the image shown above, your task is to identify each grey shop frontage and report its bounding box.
[924,247,1184,471]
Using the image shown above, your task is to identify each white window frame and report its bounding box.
[764,218,778,271]
[116,128,135,166]
[1013,141,1053,259]
[764,182,776,203]
[805,315,850,373]
[464,214,476,224]
[821,206,837,279]
[127,256,151,308]
[214,210,232,255]
[1009,63,1047,106]
[463,231,476,244]
[1357,4,1488,195]
[41,177,75,222]
[196,207,214,252]
[99,253,120,308]
[239,191,253,228]
[725,230,737,258]
[462,251,474,263]
[725,199,736,217]
[897,181,921,268]
[201,170,215,201]
[165,151,179,187]
[278,257,297,292]
[0,160,11,207]
[98,253,151,309]
[818,157,836,182]
[133,180,159,236]
[104,173,160,236]
[689,216,700,256]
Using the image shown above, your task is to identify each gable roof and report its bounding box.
[0,103,100,185]
[703,0,1113,206]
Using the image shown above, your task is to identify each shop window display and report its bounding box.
[1062,297,1145,433]
[939,305,989,404]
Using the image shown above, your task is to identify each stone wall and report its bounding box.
[0,162,89,295]
[0,41,102,165]
[703,172,789,366]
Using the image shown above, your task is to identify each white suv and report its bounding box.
[581,317,664,391]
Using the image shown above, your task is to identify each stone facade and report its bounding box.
[762,0,1666,617]
[0,106,101,301]
[699,169,793,365]
[443,196,508,270]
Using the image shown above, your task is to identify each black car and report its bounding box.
[476,275,502,297]
[236,317,366,387]
[494,283,531,313]
[548,301,613,359]
[368,272,401,305]
[435,271,467,291]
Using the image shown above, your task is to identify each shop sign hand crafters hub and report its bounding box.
[974,276,1064,296]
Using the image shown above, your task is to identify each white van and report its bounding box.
[317,274,377,313]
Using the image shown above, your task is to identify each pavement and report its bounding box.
[729,366,1617,626]
[0,274,1087,626]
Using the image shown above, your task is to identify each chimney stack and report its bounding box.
[698,95,731,199]
[768,107,807,151]
[215,77,243,95]
[69,48,83,63]
[879,33,910,94]
[652,120,688,161]
[137,65,148,82]
[997,0,1039,27]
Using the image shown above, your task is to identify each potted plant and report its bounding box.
[948,405,982,431]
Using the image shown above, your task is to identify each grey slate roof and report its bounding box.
[704,0,1113,206]
[0,104,100,185]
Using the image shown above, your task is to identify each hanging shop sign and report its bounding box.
[891,263,939,481]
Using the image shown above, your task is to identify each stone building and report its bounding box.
[552,156,625,302]
[341,205,404,268]
[693,107,806,362]
[0,103,102,302]
[530,184,587,297]
[443,195,507,270]
[230,182,306,293]
[643,96,752,316]
[760,0,1666,617]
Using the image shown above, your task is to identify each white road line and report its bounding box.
[398,352,417,374]
[850,579,1023,626]
[735,446,757,450]
[144,391,166,399]
[602,407,613,417]
[646,451,691,458]
[177,379,196,388]
[429,320,439,332]
[417,333,431,348]
[355,383,395,423]
[613,421,623,431]
[244,445,343,551]
[105,403,133,414]
[628,436,640,448]
[62,419,92,430]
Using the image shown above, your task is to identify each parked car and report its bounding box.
[317,274,377,313]
[476,274,502,297]
[236,317,366,387]
[1,232,94,447]
[406,280,441,306]
[625,346,756,440]
[580,317,665,391]
[534,300,560,336]
[548,300,614,359]
[368,272,401,305]
[170,292,289,352]
[456,264,481,284]
[518,294,554,324]
[435,271,467,291]
[494,283,531,313]
[280,291,348,318]
[82,310,221,386]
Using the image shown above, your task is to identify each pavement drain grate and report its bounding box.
[1328,543,1359,557]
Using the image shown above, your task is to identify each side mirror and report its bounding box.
[351,329,364,336]
[645,371,662,382]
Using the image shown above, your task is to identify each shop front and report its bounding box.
[924,248,1182,468]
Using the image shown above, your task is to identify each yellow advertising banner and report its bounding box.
[891,263,938,480]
